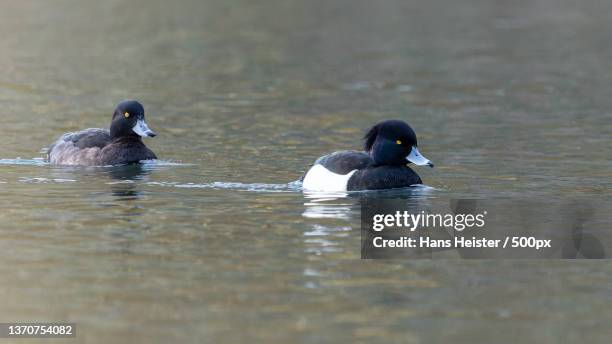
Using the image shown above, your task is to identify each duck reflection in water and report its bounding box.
[302,187,443,258]
[107,164,152,199]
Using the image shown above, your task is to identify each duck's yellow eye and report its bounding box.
[396,140,402,145]
[124,112,130,118]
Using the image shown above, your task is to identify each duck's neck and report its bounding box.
[112,135,143,144]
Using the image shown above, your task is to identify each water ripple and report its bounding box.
[173,181,302,193]
[0,158,48,166]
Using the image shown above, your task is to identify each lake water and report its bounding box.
[0,0,611,342]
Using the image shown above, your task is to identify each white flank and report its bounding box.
[302,164,357,192]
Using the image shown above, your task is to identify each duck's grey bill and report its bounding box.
[133,119,157,137]
[407,146,433,167]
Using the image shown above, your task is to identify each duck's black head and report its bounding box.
[110,100,156,140]
[364,119,433,167]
